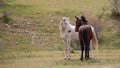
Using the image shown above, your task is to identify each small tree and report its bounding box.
[110,0,120,16]
[2,11,11,24]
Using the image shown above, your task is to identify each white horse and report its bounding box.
[59,17,98,60]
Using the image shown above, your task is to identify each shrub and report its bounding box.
[86,15,104,44]
[110,0,120,16]
[2,11,12,24]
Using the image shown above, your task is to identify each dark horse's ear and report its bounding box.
[81,15,85,20]
[75,16,79,20]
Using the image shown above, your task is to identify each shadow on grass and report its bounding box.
[56,58,102,66]
[110,15,120,21]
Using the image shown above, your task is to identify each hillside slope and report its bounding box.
[0,0,120,53]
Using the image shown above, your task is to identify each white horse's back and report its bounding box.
[70,26,79,41]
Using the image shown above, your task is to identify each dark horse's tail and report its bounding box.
[82,28,88,46]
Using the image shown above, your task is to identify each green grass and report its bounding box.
[0,50,120,68]
[0,0,110,17]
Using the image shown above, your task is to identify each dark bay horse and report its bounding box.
[75,16,93,61]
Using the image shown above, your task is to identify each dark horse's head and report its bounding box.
[75,16,82,32]
[75,16,88,32]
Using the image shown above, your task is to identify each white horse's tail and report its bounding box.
[92,30,99,50]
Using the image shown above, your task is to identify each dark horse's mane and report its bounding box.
[81,16,88,25]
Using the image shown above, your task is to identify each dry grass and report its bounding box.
[0,50,120,68]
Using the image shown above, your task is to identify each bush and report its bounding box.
[2,11,12,24]
[85,15,104,44]
[110,0,120,16]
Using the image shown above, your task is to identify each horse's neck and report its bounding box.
[69,24,76,31]
[60,21,75,33]
[67,22,75,29]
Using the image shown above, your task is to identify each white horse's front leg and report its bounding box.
[66,39,71,60]
[63,40,68,60]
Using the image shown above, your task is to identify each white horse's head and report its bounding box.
[62,17,71,29]
[60,17,72,33]
[62,17,70,25]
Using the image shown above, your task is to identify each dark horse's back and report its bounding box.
[79,24,93,61]
[79,25,93,44]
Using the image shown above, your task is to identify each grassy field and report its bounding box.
[0,0,110,17]
[0,0,120,68]
[0,0,119,52]
[0,50,120,68]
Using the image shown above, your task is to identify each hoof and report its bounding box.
[85,57,91,60]
[88,57,91,60]
[67,57,71,60]
[64,56,67,60]
[64,57,71,60]
[85,57,88,60]
[80,58,83,61]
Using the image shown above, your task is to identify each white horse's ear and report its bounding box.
[75,16,79,20]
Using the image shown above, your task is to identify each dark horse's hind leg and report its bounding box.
[87,41,91,59]
[80,42,84,61]
[85,42,90,60]
[85,45,89,60]
[85,45,88,60]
